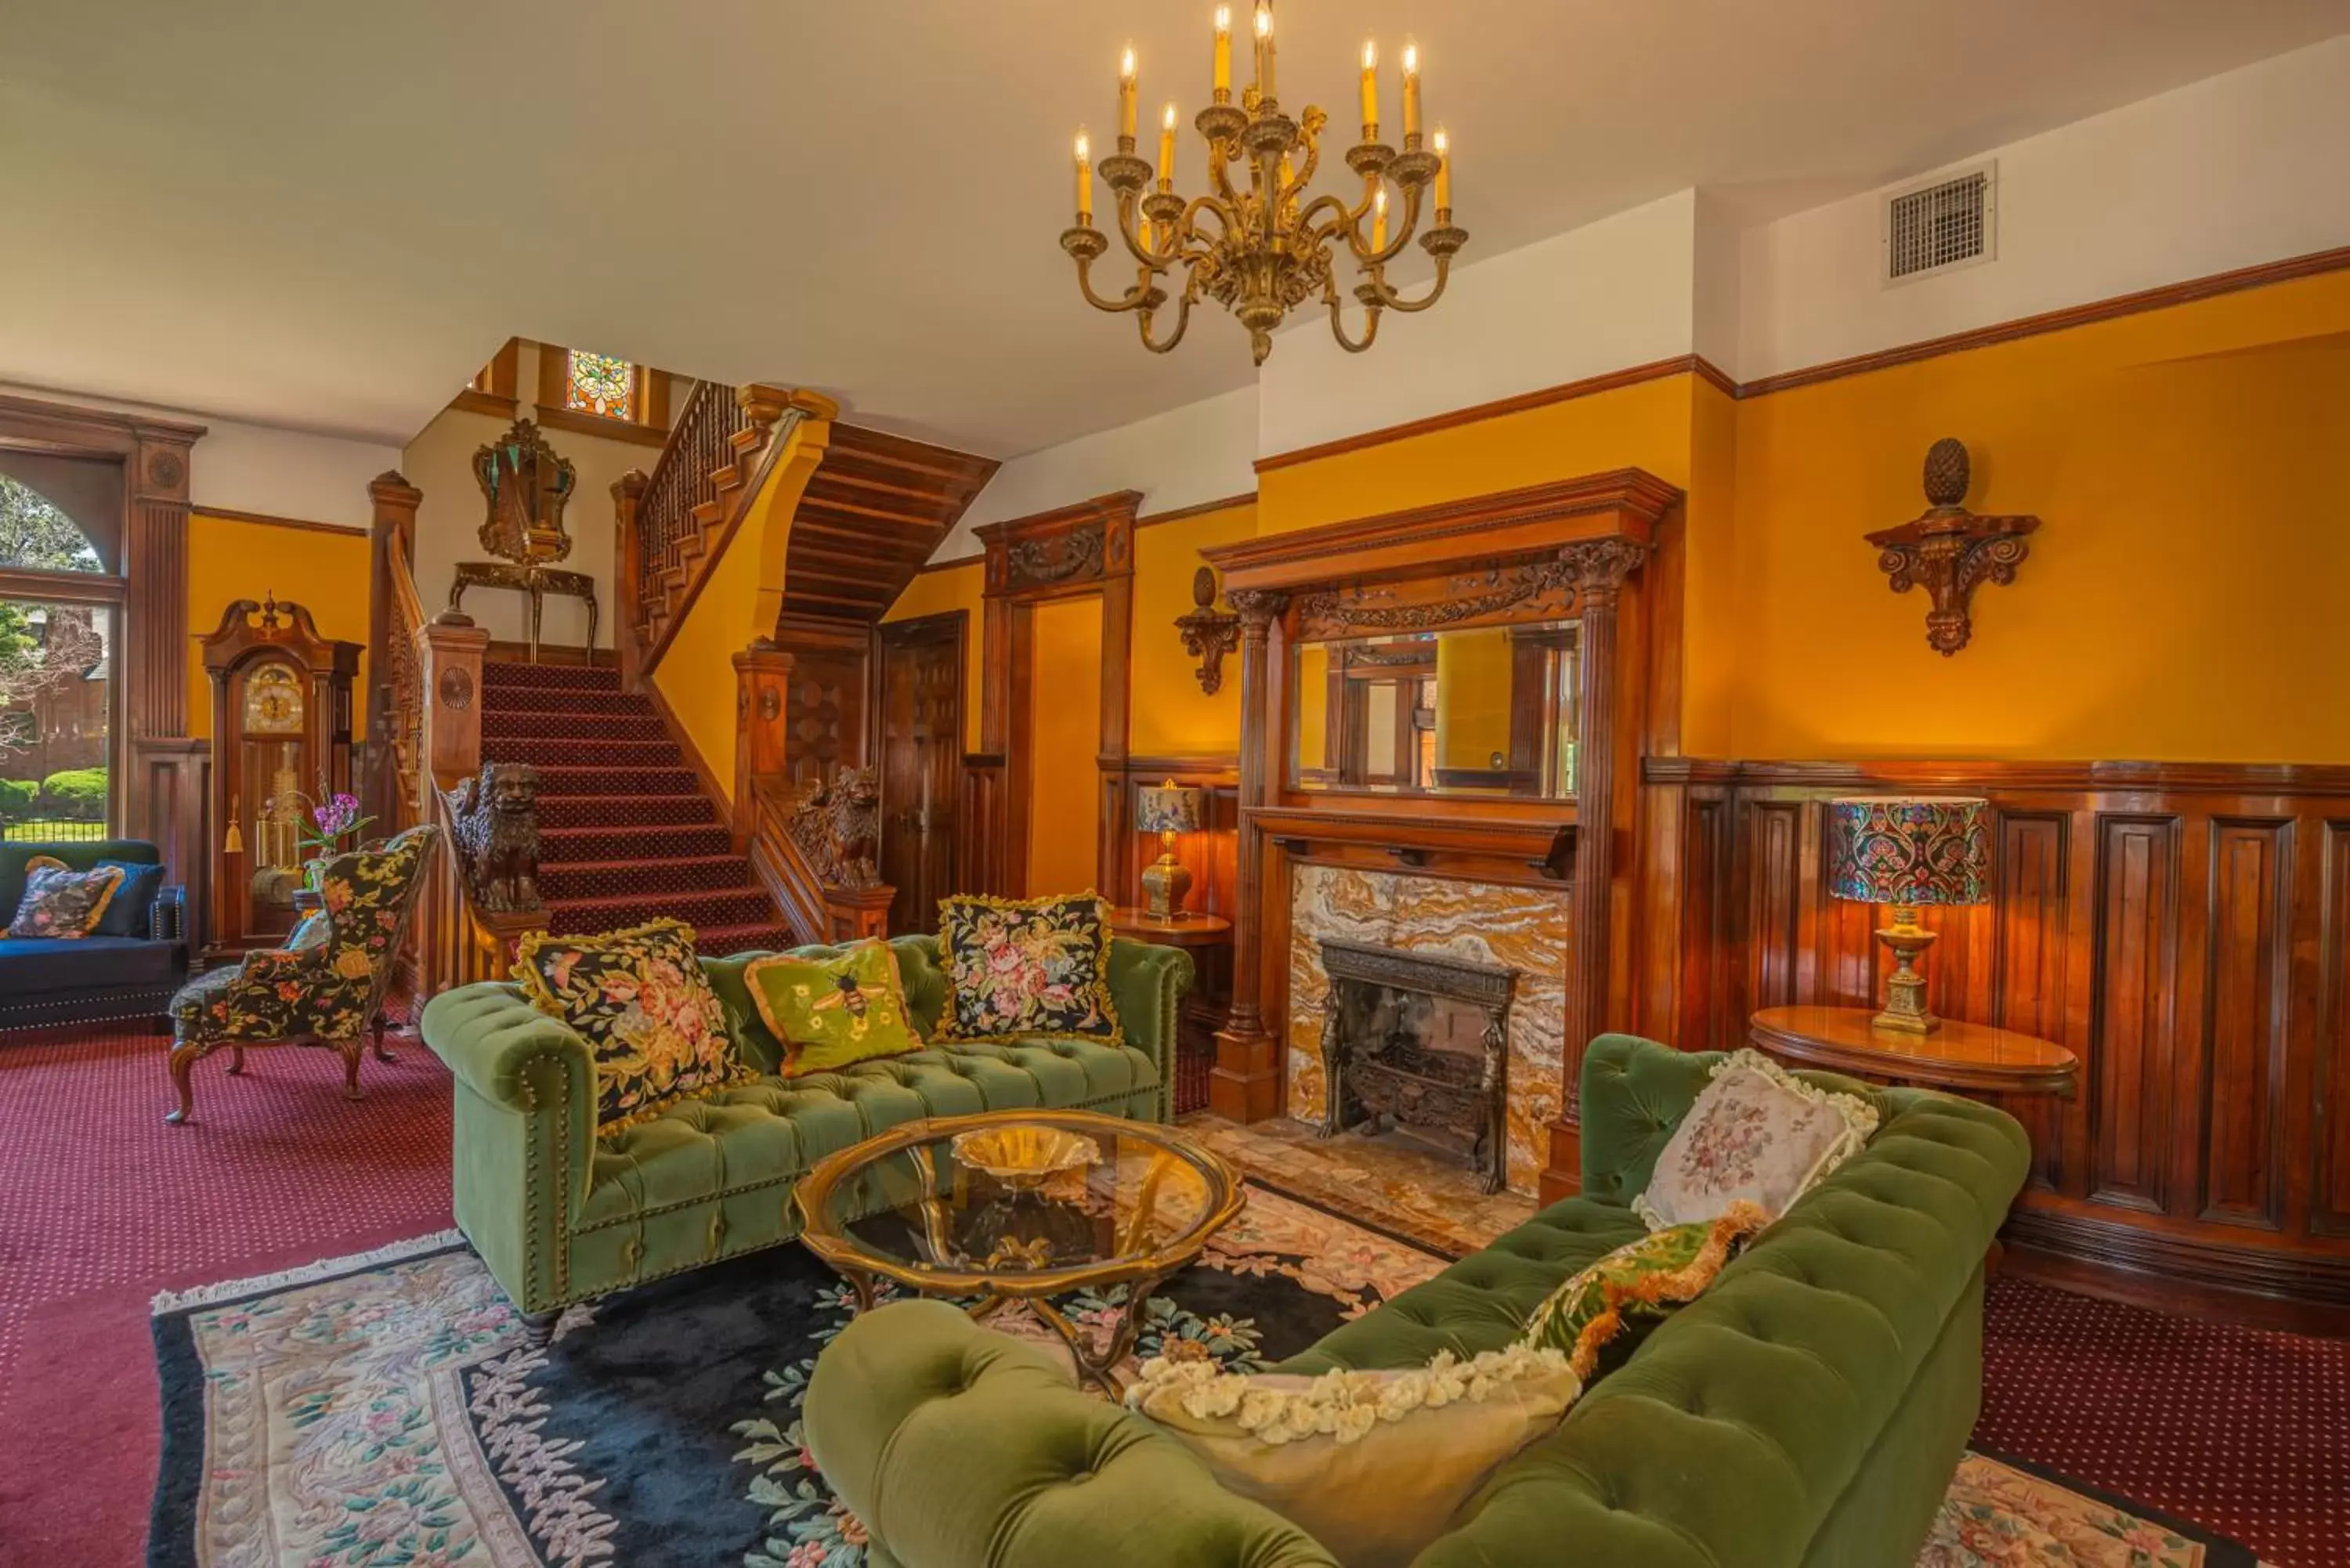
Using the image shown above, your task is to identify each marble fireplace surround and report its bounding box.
[1288,863,1570,1196]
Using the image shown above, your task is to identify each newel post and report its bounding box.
[731,639,794,846]
[1209,588,1289,1122]
[613,468,649,692]
[414,611,490,809]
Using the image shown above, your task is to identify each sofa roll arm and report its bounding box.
[807,1299,1338,1568]
[420,982,595,1158]
[151,884,187,945]
[1108,938,1195,1119]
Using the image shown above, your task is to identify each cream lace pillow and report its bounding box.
[1126,1346,1581,1568]
[1635,1049,1878,1230]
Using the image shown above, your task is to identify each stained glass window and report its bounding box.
[565,350,637,421]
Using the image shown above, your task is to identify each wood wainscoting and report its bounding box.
[1636,758,2350,1306]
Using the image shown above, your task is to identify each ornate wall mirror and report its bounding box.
[1288,620,1579,799]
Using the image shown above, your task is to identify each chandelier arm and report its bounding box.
[1115,197,1170,272]
[1325,288,1381,354]
[1362,254,1456,315]
[1296,193,1352,247]
[1357,180,1425,268]
[1179,193,1235,244]
[1205,136,1243,207]
[1072,252,1157,315]
[1139,291,1194,354]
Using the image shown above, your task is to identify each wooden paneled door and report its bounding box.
[877,612,965,934]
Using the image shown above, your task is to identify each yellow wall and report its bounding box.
[881,560,985,753]
[1130,500,1256,756]
[1720,269,2350,762]
[1027,595,1101,894]
[1435,629,1512,770]
[653,421,825,800]
[185,514,371,739]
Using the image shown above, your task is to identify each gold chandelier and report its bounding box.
[1061,2,1468,365]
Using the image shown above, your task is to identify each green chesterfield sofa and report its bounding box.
[804,1034,2031,1568]
[419,934,1192,1326]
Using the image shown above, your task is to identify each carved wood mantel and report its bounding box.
[1201,471,1684,1198]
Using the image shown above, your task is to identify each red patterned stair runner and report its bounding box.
[479,662,796,956]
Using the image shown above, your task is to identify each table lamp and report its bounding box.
[1135,781,1206,919]
[1826,796,1990,1035]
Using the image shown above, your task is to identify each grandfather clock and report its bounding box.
[203,594,362,956]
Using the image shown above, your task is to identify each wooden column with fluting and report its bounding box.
[363,471,423,828]
[415,612,490,794]
[732,640,795,846]
[612,468,648,692]
[1209,588,1288,1122]
[1543,538,1647,1200]
[1094,511,1137,894]
[122,428,202,840]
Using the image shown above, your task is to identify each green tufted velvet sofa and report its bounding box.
[803,1033,2031,1568]
[419,934,1193,1324]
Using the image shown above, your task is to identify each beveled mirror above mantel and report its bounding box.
[1291,621,1579,799]
[1198,468,1683,1206]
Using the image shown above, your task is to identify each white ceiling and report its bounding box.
[3,1,2345,457]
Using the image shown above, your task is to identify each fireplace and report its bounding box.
[1317,938,1517,1193]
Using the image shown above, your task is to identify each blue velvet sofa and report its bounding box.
[0,839,188,1031]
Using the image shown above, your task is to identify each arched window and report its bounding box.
[0,474,104,574]
[565,349,638,423]
[0,475,114,840]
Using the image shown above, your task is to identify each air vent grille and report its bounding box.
[1885,163,1995,284]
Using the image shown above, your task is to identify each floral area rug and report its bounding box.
[149,1187,2258,1568]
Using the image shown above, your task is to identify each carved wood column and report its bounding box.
[1544,537,1647,1199]
[123,428,202,839]
[1095,509,1136,894]
[612,468,648,692]
[363,471,422,828]
[732,639,794,846]
[1209,587,1288,1122]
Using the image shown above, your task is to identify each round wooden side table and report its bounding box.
[1748,1006,2078,1098]
[1104,908,1233,948]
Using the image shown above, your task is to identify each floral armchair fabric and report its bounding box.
[166,825,439,1125]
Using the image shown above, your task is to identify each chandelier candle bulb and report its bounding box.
[1213,5,1231,98]
[1401,42,1421,137]
[1372,183,1388,249]
[1075,131,1091,222]
[1434,128,1450,210]
[1360,39,1379,136]
[1119,48,1137,142]
[1254,4,1274,103]
[1159,103,1177,182]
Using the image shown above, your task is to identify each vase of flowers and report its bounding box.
[285,789,375,913]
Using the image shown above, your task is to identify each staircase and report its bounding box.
[479,661,797,955]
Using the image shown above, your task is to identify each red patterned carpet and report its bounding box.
[482,659,797,953]
[5,1015,2345,1566]
[0,1022,455,1568]
[1977,1272,2350,1566]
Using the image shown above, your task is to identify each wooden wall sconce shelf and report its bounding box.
[1175,565,1242,694]
[1866,438,2039,656]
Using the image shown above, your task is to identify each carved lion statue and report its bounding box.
[443,761,542,912]
[787,764,880,891]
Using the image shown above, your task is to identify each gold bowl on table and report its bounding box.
[950,1125,1101,1190]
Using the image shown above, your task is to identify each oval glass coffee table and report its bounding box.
[794,1107,1245,1390]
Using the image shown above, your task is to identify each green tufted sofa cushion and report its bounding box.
[804,1033,2030,1568]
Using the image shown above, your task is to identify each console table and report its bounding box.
[450,560,598,663]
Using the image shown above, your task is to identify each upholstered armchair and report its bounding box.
[166,824,439,1125]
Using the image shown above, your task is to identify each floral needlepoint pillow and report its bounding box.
[4,855,124,940]
[1635,1049,1879,1231]
[515,918,752,1133]
[744,939,924,1077]
[935,892,1122,1044]
[1517,1202,1770,1379]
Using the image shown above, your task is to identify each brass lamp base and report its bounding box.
[1140,842,1193,920]
[1871,905,1940,1034]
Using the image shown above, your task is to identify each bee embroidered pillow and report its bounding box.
[935,893,1122,1044]
[744,940,924,1077]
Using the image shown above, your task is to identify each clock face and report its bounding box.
[244,663,304,735]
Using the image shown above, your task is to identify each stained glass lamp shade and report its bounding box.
[1826,796,1990,1035]
[1136,782,1206,919]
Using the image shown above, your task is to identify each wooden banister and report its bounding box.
[613,381,821,684]
[746,773,895,945]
